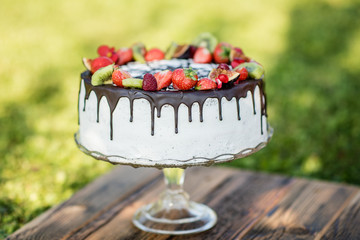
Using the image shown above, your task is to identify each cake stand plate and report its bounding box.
[74,127,273,235]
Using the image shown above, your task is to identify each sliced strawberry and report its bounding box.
[91,56,114,73]
[116,48,133,65]
[193,47,212,63]
[234,67,248,84]
[145,48,165,62]
[195,78,217,90]
[154,70,173,90]
[172,68,198,90]
[112,67,132,87]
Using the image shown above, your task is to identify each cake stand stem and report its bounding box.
[132,168,217,235]
[163,168,185,191]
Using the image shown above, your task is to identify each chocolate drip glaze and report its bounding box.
[80,71,267,140]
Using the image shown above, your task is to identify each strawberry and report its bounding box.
[231,57,246,69]
[172,68,198,90]
[213,42,232,64]
[91,56,114,74]
[234,67,248,84]
[193,47,212,63]
[142,73,157,91]
[112,67,132,87]
[195,78,217,90]
[154,70,173,90]
[97,45,118,63]
[116,48,133,65]
[145,48,165,62]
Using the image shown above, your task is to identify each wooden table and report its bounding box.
[7,166,360,240]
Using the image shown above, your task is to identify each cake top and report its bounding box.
[82,33,264,92]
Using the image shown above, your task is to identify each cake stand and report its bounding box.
[74,127,273,235]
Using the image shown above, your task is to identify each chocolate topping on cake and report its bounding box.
[80,70,267,140]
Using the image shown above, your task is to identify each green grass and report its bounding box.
[1,0,360,237]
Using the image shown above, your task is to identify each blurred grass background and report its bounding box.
[1,0,360,237]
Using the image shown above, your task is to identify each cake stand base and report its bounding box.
[132,168,217,235]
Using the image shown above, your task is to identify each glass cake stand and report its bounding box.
[74,127,273,235]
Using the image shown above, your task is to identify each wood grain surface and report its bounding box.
[7,166,360,240]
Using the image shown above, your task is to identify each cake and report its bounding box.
[76,33,271,167]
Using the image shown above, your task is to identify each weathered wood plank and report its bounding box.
[69,168,293,240]
[241,179,358,240]
[68,167,242,240]
[198,172,293,240]
[7,166,160,240]
[8,166,360,240]
[319,190,360,240]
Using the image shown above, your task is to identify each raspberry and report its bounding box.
[142,73,157,91]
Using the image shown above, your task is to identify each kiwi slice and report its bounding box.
[91,64,114,86]
[132,43,146,63]
[165,41,178,60]
[191,32,218,53]
[122,78,143,89]
[235,62,264,79]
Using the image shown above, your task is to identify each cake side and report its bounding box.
[78,71,269,162]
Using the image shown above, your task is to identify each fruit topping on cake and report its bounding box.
[90,56,114,74]
[154,70,173,90]
[231,58,246,69]
[213,42,232,64]
[193,47,212,63]
[173,44,192,59]
[116,48,133,65]
[191,32,218,52]
[122,78,143,89]
[132,43,147,64]
[142,73,158,91]
[82,33,265,91]
[217,63,230,71]
[234,62,264,79]
[209,67,239,83]
[97,45,119,63]
[82,57,92,71]
[208,65,240,89]
[172,68,198,90]
[195,78,217,90]
[234,67,248,84]
[112,67,132,87]
[91,64,114,86]
[145,48,165,62]
[165,42,178,60]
